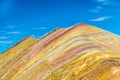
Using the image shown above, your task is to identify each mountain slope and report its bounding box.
[0,23,120,80]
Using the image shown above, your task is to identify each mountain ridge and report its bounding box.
[0,23,120,80]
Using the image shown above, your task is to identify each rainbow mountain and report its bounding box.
[0,23,120,80]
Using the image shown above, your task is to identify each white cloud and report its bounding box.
[96,0,106,2]
[0,40,13,46]
[32,27,47,30]
[31,34,36,37]
[6,31,21,34]
[93,0,120,6]
[89,16,112,22]
[89,6,102,13]
[31,34,40,38]
[95,6,102,9]
[0,36,7,39]
[7,25,16,28]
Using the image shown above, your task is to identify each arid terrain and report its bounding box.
[0,23,120,80]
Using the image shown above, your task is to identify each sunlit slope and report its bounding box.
[0,28,65,79]
[0,36,37,63]
[0,23,120,80]
[0,36,37,78]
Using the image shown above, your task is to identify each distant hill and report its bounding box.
[0,23,120,80]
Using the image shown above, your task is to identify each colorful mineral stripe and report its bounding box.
[0,23,120,80]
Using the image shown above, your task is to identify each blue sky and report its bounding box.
[0,0,120,53]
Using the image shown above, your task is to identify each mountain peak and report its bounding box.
[0,23,120,80]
